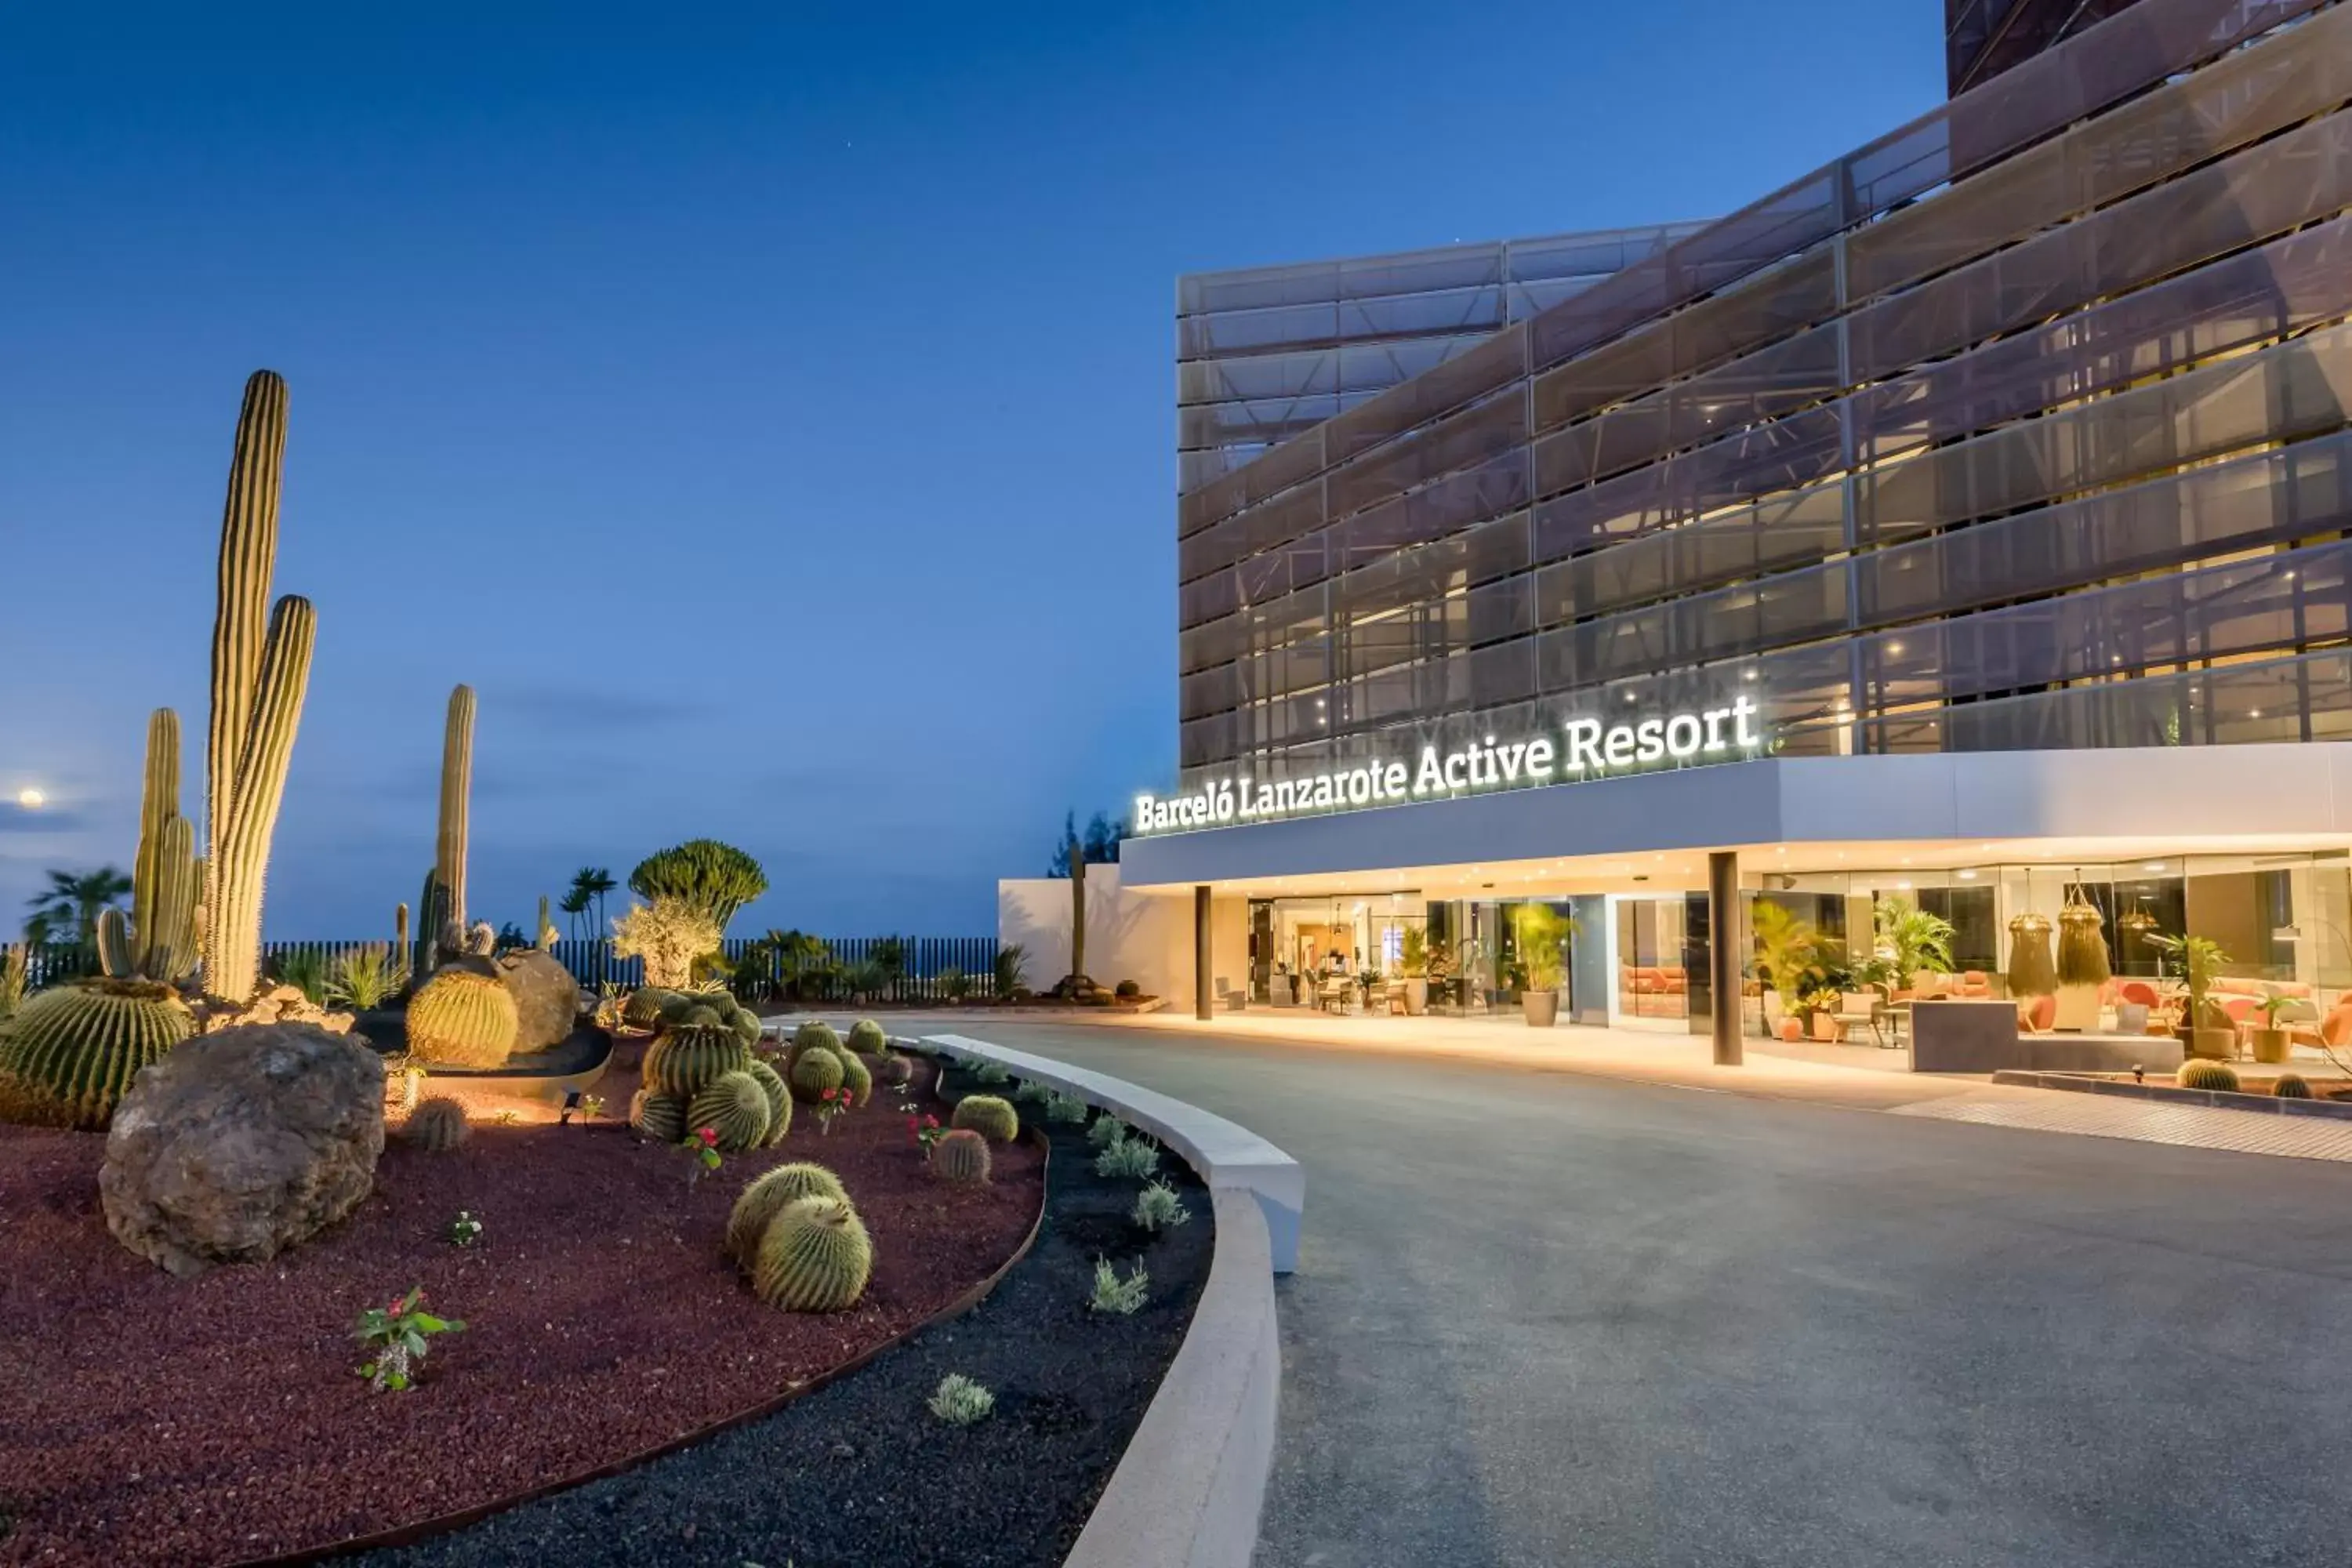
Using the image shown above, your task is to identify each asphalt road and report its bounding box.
[913,1017,2352,1568]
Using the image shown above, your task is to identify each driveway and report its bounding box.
[909,1016,2352,1568]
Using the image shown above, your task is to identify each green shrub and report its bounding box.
[931,1127,992,1187]
[1045,1091,1091,1125]
[753,1196,872,1312]
[973,1060,1011,1087]
[743,1058,792,1143]
[726,1162,848,1265]
[951,1094,1018,1142]
[1087,1256,1149,1316]
[2274,1073,2314,1099]
[268,947,330,1005]
[405,968,520,1069]
[0,979,195,1130]
[1013,1079,1052,1104]
[928,1373,994,1425]
[642,1023,752,1099]
[1087,1115,1131,1149]
[2177,1058,2241,1093]
[788,1045,846,1103]
[630,1087,685,1142]
[837,1047,873,1108]
[1095,1136,1160,1179]
[847,1018,889,1056]
[1131,1180,1190,1233]
[688,1069,772,1152]
[403,1095,470,1152]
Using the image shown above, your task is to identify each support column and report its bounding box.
[1709,851,1742,1067]
[1195,884,1214,1022]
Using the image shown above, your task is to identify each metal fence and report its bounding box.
[9,935,1010,1005]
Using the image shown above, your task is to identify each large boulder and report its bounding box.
[497,948,584,1052]
[100,1023,385,1278]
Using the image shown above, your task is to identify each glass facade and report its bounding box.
[1177,224,1708,495]
[1173,0,2351,798]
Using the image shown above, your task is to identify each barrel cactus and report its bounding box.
[877,1053,913,1089]
[643,1023,752,1099]
[630,1087,686,1142]
[2177,1058,2241,1093]
[621,988,671,1029]
[403,1095,470,1152]
[788,1044,845,1103]
[726,1161,850,1265]
[837,1047,873,1108]
[931,1127,993,1187]
[0,979,195,1130]
[723,1004,763,1047]
[656,991,703,1026]
[950,1094,1018,1143]
[789,1020,841,1065]
[744,1058,792,1143]
[847,1018,888,1056]
[752,1196,873,1312]
[689,1069,772,1152]
[2274,1073,2314,1099]
[680,1004,723,1030]
[406,968,520,1068]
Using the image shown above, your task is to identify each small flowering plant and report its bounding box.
[445,1209,484,1248]
[576,1093,605,1124]
[906,1110,944,1156]
[354,1285,465,1392]
[815,1086,850,1135]
[679,1124,723,1188]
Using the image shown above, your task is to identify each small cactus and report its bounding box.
[688,1069,772,1152]
[837,1047,873,1108]
[951,1094,1018,1143]
[752,1196,873,1312]
[790,1019,842,1058]
[0,979,196,1130]
[744,1058,792,1144]
[847,1018,889,1056]
[630,1087,686,1142]
[2274,1073,2314,1099]
[931,1127,993,1187]
[726,1162,849,1265]
[621,988,671,1029]
[2177,1058,2241,1093]
[723,1005,762,1047]
[642,1023,752,1099]
[679,1004,722,1029]
[655,991,703,1026]
[404,1095,470,1152]
[405,968,519,1068]
[789,1045,846,1103]
[877,1053,913,1089]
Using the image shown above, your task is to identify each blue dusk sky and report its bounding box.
[0,0,1941,939]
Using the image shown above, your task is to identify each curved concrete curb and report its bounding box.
[912,1030,1293,1568]
[917,1030,1305,1273]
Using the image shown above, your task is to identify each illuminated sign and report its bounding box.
[1133,697,1765,836]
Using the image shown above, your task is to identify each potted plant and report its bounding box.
[1750,900,1821,1036]
[2250,993,2295,1064]
[1511,905,1575,1028]
[1398,927,1430,1015]
[2147,932,2234,1060]
[1875,895,1955,994]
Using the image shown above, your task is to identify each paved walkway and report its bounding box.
[1895,1086,2352,1162]
[887,1013,2352,1568]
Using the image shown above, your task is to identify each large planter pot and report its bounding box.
[1522,989,1559,1028]
[1810,1011,1840,1043]
[2251,1027,2291,1064]
[2180,1025,2237,1061]
[1268,975,1294,1007]
[2052,984,2103,1033]
[1403,978,1428,1015]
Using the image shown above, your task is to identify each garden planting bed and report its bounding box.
[0,1054,1044,1566]
[350,1055,1215,1568]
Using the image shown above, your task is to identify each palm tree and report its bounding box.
[26,866,133,956]
[558,887,593,944]
[570,866,616,938]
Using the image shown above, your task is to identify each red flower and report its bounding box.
[388,1298,404,1315]
[696,1126,718,1147]
[924,1114,939,1128]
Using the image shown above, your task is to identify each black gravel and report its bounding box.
[354,1058,1212,1568]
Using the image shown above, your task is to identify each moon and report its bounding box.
[15,788,43,809]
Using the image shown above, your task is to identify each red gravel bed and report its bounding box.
[0,1057,1041,1567]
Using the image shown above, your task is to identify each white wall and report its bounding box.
[997,866,1247,1004]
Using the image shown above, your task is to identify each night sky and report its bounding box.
[0,0,1940,938]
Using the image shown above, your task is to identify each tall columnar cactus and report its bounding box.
[417,869,451,971]
[435,684,475,934]
[537,894,554,949]
[203,372,316,1003]
[394,902,412,975]
[100,710,201,983]
[752,1196,873,1312]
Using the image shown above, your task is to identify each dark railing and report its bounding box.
[9,935,1008,1005]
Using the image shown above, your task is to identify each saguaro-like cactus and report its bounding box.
[394,902,412,972]
[203,372,316,1003]
[435,684,475,935]
[99,710,200,983]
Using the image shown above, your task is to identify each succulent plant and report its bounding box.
[931,1127,993,1187]
[656,991,703,1026]
[204,372,318,1004]
[788,1019,841,1065]
[1087,1255,1149,1316]
[752,1196,873,1312]
[1095,1135,1161,1179]
[405,968,521,1068]
[2274,1073,2314,1099]
[680,1004,722,1029]
[726,1161,850,1265]
[688,1069,772,1152]
[404,1095,470,1152]
[744,1058,792,1143]
[1013,1079,1052,1104]
[973,1061,1011,1087]
[0,979,196,1130]
[1131,1180,1190,1232]
[622,988,672,1029]
[837,1047,873,1108]
[950,1094,1018,1143]
[788,1045,846,1103]
[2177,1058,2241,1093]
[723,1005,762,1047]
[927,1372,995,1425]
[642,1023,752,1099]
[1087,1114,1131,1149]
[1045,1091,1091,1124]
[98,710,200,984]
[630,1087,686,1142]
[847,1018,889,1056]
[877,1053,913,1089]
[435,684,475,937]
